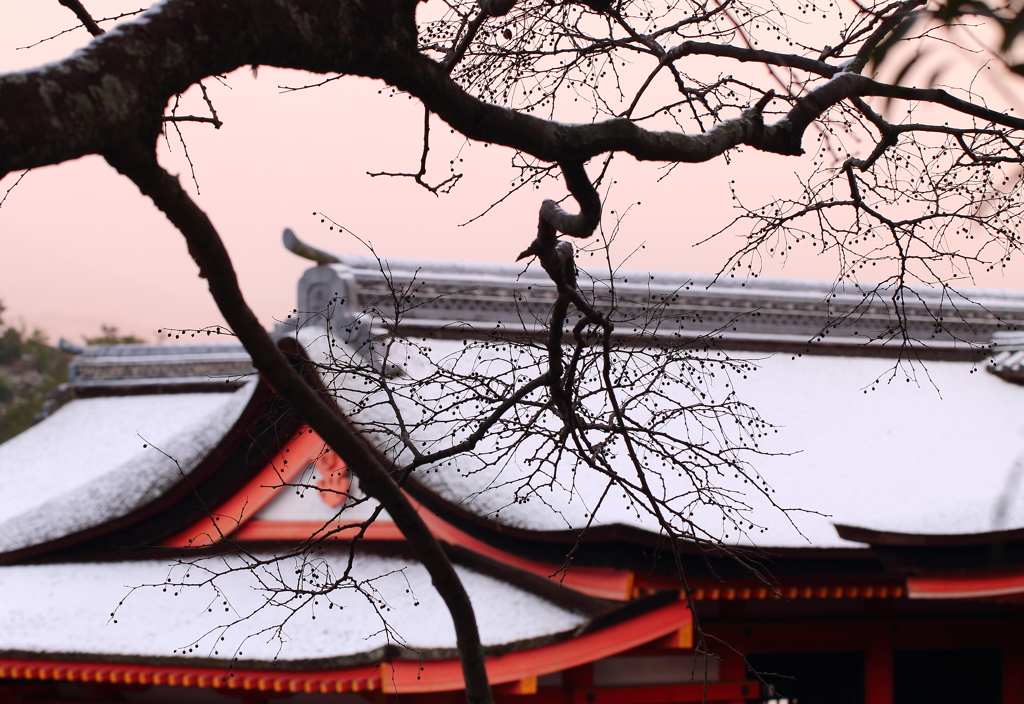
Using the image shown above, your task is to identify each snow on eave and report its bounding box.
[0,551,588,665]
[288,255,1024,555]
[0,381,258,557]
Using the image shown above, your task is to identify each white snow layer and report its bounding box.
[0,554,585,661]
[0,383,256,553]
[297,330,1024,549]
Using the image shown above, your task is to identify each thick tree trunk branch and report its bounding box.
[102,139,494,704]
[0,0,421,176]
[3,0,1020,180]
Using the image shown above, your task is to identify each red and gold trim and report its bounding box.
[0,661,381,694]
[687,583,905,600]
[0,601,691,695]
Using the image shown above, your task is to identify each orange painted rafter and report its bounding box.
[166,426,634,600]
[687,583,905,600]
[381,599,692,693]
[163,428,334,548]
[236,519,404,542]
[0,663,757,704]
[908,571,1024,599]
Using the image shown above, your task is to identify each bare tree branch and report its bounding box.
[57,0,104,37]
[102,138,495,704]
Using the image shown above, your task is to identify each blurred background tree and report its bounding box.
[0,309,145,445]
[83,325,145,346]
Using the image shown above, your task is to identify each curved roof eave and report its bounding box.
[0,380,268,564]
[835,522,1024,547]
[0,589,689,693]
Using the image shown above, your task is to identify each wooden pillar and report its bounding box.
[563,663,592,704]
[717,603,747,683]
[865,639,893,704]
[1004,645,1024,704]
[713,618,747,704]
[719,647,747,683]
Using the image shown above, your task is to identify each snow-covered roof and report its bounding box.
[300,326,1024,550]
[0,382,257,556]
[280,256,1024,551]
[10,254,1023,562]
[0,551,587,665]
[718,351,1024,544]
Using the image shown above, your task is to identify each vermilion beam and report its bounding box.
[163,427,328,547]
[380,600,692,693]
[907,572,1024,599]
[171,427,635,600]
[236,519,405,541]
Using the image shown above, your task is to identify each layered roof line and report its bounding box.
[6,255,1024,699]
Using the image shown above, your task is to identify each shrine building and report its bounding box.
[4,248,1024,704]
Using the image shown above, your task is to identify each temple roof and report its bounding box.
[4,256,1024,689]
[307,332,1024,550]
[0,380,258,558]
[286,256,1024,554]
[8,258,1024,556]
[0,550,593,666]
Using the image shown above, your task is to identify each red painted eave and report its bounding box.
[0,601,692,695]
[382,600,692,693]
[908,571,1024,599]
[162,428,329,548]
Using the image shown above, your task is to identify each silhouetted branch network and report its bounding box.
[8,0,1024,700]
[144,236,795,684]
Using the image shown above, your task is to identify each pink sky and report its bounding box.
[2,1,1023,343]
